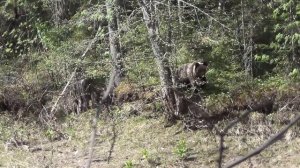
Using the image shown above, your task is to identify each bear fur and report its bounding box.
[175,61,208,88]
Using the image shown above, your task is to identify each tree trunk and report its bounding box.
[139,0,177,122]
[106,0,124,95]
[241,0,252,78]
[177,0,183,36]
[86,1,124,167]
[218,0,225,12]
[289,1,300,69]
[52,0,67,26]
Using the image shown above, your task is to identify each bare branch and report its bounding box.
[279,95,300,112]
[224,113,300,168]
[216,100,277,168]
[216,108,254,168]
[178,0,232,31]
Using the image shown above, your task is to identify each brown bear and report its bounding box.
[175,61,208,88]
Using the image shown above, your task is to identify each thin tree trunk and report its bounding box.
[290,1,299,69]
[86,1,123,167]
[106,0,124,86]
[218,0,225,12]
[139,0,177,122]
[249,14,253,78]
[177,0,183,37]
[168,0,182,117]
[241,0,251,77]
[52,0,67,26]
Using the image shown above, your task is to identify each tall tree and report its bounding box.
[139,0,178,123]
[52,0,67,26]
[273,0,300,70]
[106,0,124,88]
[240,0,253,77]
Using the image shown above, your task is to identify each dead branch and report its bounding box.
[178,0,231,31]
[216,100,276,168]
[224,113,300,168]
[216,107,253,168]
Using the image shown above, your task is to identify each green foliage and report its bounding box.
[124,160,134,168]
[36,23,72,49]
[0,0,299,120]
[141,148,149,160]
[174,139,188,159]
[152,101,164,112]
[126,59,160,86]
[121,23,160,86]
[262,75,289,88]
[205,93,231,113]
[289,68,300,81]
[210,38,239,71]
[71,4,105,38]
[172,44,194,65]
[255,54,270,63]
[272,0,300,69]
[44,128,55,141]
[0,0,50,59]
[206,68,246,93]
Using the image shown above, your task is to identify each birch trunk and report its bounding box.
[139,0,177,122]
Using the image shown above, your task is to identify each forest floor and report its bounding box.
[1,100,300,168]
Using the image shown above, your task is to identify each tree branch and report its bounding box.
[216,108,254,168]
[224,113,300,168]
[216,101,278,168]
[178,0,231,31]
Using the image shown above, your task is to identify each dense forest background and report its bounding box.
[0,0,300,167]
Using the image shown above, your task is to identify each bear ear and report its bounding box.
[198,61,208,66]
[199,60,208,66]
[193,62,201,75]
[193,62,200,69]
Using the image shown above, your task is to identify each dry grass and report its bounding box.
[0,104,299,168]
